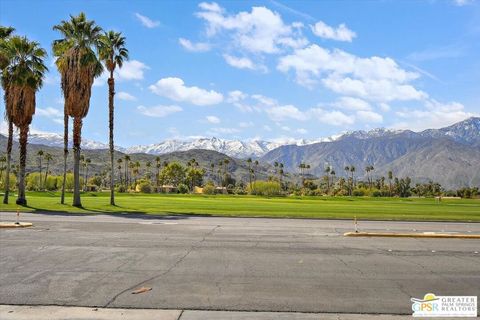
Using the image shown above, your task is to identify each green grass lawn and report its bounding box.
[0,192,479,221]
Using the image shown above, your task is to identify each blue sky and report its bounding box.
[1,0,479,147]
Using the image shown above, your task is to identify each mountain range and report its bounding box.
[261,117,480,189]
[1,117,479,189]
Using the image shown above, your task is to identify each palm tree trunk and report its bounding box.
[38,157,42,191]
[16,126,28,205]
[44,160,49,189]
[3,120,13,204]
[108,75,115,205]
[72,117,82,207]
[61,112,68,204]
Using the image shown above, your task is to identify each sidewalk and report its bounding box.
[0,305,423,320]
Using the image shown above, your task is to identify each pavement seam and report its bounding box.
[102,225,220,308]
[177,309,184,320]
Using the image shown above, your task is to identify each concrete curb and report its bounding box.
[0,305,417,319]
[0,222,33,229]
[344,231,480,239]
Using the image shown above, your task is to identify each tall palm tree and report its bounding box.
[145,161,152,179]
[98,30,128,205]
[43,153,53,188]
[53,13,103,207]
[1,36,47,205]
[155,156,161,187]
[254,160,259,183]
[246,158,252,187]
[117,158,123,186]
[0,25,15,204]
[124,154,130,187]
[83,158,91,190]
[37,150,44,190]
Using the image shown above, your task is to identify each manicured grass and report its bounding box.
[0,192,479,222]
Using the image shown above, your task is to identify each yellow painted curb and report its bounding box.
[0,222,33,229]
[344,232,480,239]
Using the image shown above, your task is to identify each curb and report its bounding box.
[344,232,480,239]
[0,222,33,229]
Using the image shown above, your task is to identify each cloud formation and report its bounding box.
[135,13,160,28]
[149,77,223,106]
[310,21,356,42]
[179,38,211,52]
[137,105,183,118]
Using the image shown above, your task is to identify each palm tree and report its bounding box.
[254,160,259,182]
[0,155,5,182]
[116,158,123,186]
[37,150,44,190]
[83,158,91,190]
[1,36,47,205]
[145,161,152,179]
[124,155,130,187]
[246,158,252,187]
[155,156,161,187]
[388,170,393,196]
[98,30,128,205]
[0,25,15,204]
[209,163,215,184]
[43,153,53,188]
[53,13,103,207]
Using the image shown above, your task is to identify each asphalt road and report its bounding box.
[0,212,479,315]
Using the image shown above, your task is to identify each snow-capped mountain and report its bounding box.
[125,137,283,158]
[27,132,111,150]
[420,117,480,145]
[124,136,342,158]
[337,128,408,140]
[2,117,477,159]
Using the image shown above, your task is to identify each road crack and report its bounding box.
[103,225,220,308]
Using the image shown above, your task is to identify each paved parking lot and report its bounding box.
[0,212,479,316]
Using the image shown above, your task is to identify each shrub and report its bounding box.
[372,189,383,197]
[116,185,127,193]
[137,181,152,193]
[247,180,282,196]
[352,188,366,196]
[177,183,189,194]
[0,173,17,191]
[203,183,216,195]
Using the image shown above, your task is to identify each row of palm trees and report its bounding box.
[1,13,128,206]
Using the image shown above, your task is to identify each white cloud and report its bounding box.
[281,125,291,131]
[310,21,356,42]
[196,2,308,54]
[206,115,221,124]
[116,60,149,80]
[251,94,276,106]
[223,54,263,70]
[117,91,137,101]
[179,38,211,52]
[379,103,391,112]
[137,105,183,118]
[239,121,254,128]
[36,107,62,117]
[277,44,426,102]
[227,90,247,103]
[323,76,427,102]
[149,77,223,106]
[263,125,272,131]
[209,127,240,134]
[334,97,371,111]
[135,13,160,28]
[266,104,307,121]
[297,128,308,134]
[453,0,473,6]
[356,110,383,123]
[393,99,478,130]
[310,108,355,126]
